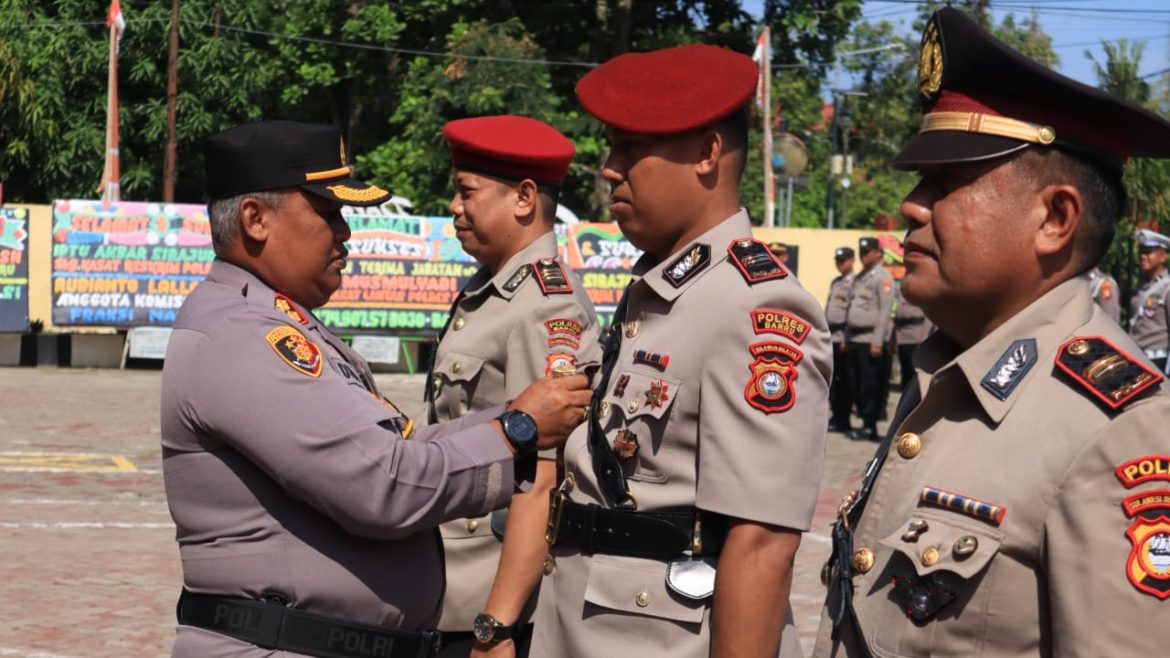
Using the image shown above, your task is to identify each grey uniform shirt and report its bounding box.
[814,277,1170,658]
[531,210,832,658]
[1088,268,1121,325]
[846,265,895,348]
[826,273,854,343]
[893,283,932,347]
[1130,271,1170,360]
[426,232,602,632]
[161,260,515,657]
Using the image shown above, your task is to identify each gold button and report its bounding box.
[921,546,941,567]
[432,379,441,393]
[1037,125,1056,144]
[466,519,479,533]
[452,317,465,331]
[896,433,922,459]
[625,321,639,338]
[451,362,462,374]
[852,548,875,574]
[635,591,650,607]
[627,398,641,413]
[1068,339,1090,356]
[544,554,556,575]
[953,535,979,558]
[563,472,576,492]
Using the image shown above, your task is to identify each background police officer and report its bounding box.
[826,246,855,432]
[161,121,591,658]
[423,115,602,658]
[892,276,932,391]
[844,237,894,441]
[1088,265,1121,324]
[815,9,1170,657]
[1130,229,1170,372]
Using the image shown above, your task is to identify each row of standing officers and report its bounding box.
[160,8,1170,658]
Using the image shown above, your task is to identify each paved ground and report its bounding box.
[0,367,891,657]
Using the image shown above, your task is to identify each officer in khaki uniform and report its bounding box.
[892,279,931,391]
[161,121,592,658]
[815,9,1170,657]
[423,115,601,657]
[1088,266,1121,324]
[845,237,895,441]
[531,44,832,658]
[1129,229,1170,372]
[827,247,856,432]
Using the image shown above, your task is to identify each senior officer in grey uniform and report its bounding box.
[529,44,832,658]
[1088,265,1121,324]
[815,9,1170,657]
[161,121,592,658]
[892,279,931,391]
[827,247,856,433]
[1130,229,1170,372]
[423,115,602,657]
[844,237,895,441]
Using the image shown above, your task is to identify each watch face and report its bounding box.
[473,614,496,643]
[504,411,537,443]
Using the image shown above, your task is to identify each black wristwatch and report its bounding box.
[472,612,515,644]
[496,409,538,456]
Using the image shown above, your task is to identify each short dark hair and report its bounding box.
[711,106,749,181]
[1022,147,1126,273]
[538,185,560,224]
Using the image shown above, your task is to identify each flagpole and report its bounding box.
[99,7,121,205]
[762,26,775,228]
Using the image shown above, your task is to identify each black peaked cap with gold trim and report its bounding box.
[893,7,1170,172]
[204,120,391,207]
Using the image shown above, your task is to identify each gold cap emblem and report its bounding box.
[917,18,944,101]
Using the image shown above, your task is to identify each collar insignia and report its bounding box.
[980,338,1037,400]
[274,293,310,325]
[503,264,533,293]
[728,239,787,284]
[663,243,711,288]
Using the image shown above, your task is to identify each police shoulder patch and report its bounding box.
[728,239,787,284]
[503,264,533,293]
[266,326,323,377]
[751,308,810,344]
[533,258,572,294]
[744,341,803,414]
[1055,336,1163,410]
[545,353,578,377]
[274,293,310,325]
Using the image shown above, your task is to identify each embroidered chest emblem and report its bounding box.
[644,380,670,409]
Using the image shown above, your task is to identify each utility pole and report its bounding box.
[163,0,180,202]
[761,26,774,228]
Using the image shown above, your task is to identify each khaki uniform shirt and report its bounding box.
[846,266,895,348]
[814,277,1170,658]
[893,284,932,347]
[827,273,855,343]
[427,232,602,632]
[162,260,515,657]
[1088,268,1121,325]
[1130,271,1170,360]
[532,210,832,658]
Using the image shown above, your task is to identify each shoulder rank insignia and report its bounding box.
[1055,336,1163,410]
[745,341,802,414]
[274,293,309,325]
[266,326,323,377]
[920,486,1006,526]
[533,258,572,294]
[663,243,710,288]
[980,338,1037,400]
[751,308,810,344]
[503,264,533,293]
[728,238,787,284]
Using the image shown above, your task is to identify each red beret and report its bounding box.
[576,44,757,135]
[443,115,575,185]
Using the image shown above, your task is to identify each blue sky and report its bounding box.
[743,1,1170,88]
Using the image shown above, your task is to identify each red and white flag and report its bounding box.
[108,0,126,52]
[751,29,768,111]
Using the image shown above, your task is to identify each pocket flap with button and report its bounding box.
[878,509,1004,580]
[583,554,706,624]
[604,371,682,421]
[436,351,486,384]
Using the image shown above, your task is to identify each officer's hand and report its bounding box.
[471,639,515,658]
[870,344,882,358]
[510,374,592,450]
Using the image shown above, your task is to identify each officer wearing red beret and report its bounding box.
[529,45,833,657]
[423,115,601,657]
[816,9,1170,657]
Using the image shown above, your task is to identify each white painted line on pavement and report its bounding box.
[0,522,174,529]
[5,498,168,507]
[0,648,83,658]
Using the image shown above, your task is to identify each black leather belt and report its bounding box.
[847,324,874,333]
[546,494,727,561]
[177,590,440,658]
[829,322,846,332]
[895,317,925,327]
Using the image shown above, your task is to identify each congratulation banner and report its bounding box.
[50,200,213,326]
[0,207,30,332]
